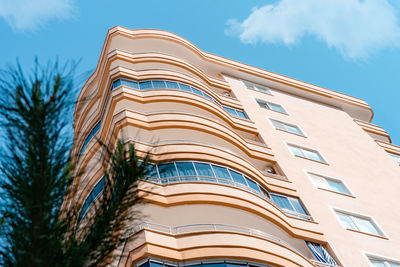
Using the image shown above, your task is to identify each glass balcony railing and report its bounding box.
[77,78,253,161]
[127,222,299,252]
[143,160,312,221]
[126,222,338,266]
[112,78,249,120]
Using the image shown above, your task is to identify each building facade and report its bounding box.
[72,26,400,267]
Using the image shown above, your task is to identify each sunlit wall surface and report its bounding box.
[70,27,400,267]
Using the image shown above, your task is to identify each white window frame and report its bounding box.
[285,142,327,163]
[269,192,311,220]
[268,118,306,136]
[305,171,354,197]
[242,80,273,95]
[363,252,400,267]
[332,207,387,238]
[254,98,288,114]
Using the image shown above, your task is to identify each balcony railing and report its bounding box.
[142,175,312,221]
[244,138,269,148]
[125,222,302,254]
[261,170,289,181]
[310,260,340,267]
[125,222,335,267]
[113,78,250,120]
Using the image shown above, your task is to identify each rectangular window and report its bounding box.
[145,163,159,178]
[270,119,304,136]
[222,106,249,120]
[270,193,309,219]
[194,162,214,177]
[151,80,167,88]
[176,162,196,176]
[308,172,352,195]
[112,79,122,88]
[242,80,272,94]
[191,87,203,96]
[229,169,247,185]
[389,153,400,164]
[288,144,326,163]
[245,177,261,193]
[236,110,249,120]
[158,163,178,178]
[368,257,400,267]
[211,165,232,181]
[119,79,139,89]
[256,99,286,113]
[306,242,338,266]
[178,83,192,92]
[165,81,180,89]
[335,210,384,236]
[139,81,153,89]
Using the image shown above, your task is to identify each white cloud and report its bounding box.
[0,0,75,31]
[226,0,400,59]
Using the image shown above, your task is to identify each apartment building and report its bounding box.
[72,26,400,267]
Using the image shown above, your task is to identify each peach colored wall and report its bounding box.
[108,35,223,81]
[127,203,314,258]
[116,230,316,267]
[72,28,400,267]
[224,75,400,266]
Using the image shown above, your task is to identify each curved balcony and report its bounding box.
[74,141,323,246]
[75,69,246,134]
[74,77,255,162]
[135,258,273,267]
[116,222,320,267]
[112,78,248,119]
[76,158,307,227]
[117,110,268,155]
[73,137,294,217]
[75,107,273,175]
[134,257,338,267]
[136,182,321,238]
[76,48,233,116]
[142,160,311,221]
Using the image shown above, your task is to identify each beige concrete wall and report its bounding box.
[128,203,314,258]
[72,28,400,267]
[224,75,400,266]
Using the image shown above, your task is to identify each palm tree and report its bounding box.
[0,60,151,267]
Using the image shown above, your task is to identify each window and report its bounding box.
[306,242,338,266]
[211,165,231,180]
[389,153,400,165]
[256,99,286,113]
[176,162,196,176]
[137,259,272,267]
[242,80,272,94]
[222,106,249,120]
[368,257,400,267]
[270,193,310,219]
[229,169,247,185]
[142,160,312,220]
[112,78,217,105]
[78,176,105,223]
[308,172,352,195]
[78,120,101,157]
[335,210,384,237]
[287,144,326,163]
[270,119,304,136]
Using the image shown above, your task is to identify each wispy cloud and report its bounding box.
[226,0,400,59]
[0,0,76,31]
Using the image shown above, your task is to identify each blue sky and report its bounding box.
[0,0,399,143]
